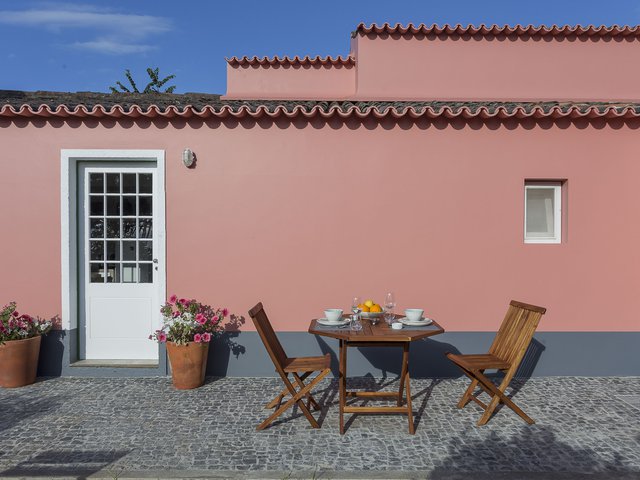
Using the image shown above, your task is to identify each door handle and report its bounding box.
[152,258,159,264]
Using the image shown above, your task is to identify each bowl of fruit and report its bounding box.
[358,299,384,318]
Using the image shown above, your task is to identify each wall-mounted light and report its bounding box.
[182,148,196,168]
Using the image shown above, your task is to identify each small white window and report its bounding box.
[524,182,561,244]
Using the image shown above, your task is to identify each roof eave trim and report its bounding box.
[1,103,638,120]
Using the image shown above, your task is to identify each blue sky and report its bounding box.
[1,0,639,94]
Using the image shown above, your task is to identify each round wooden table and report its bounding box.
[309,315,445,434]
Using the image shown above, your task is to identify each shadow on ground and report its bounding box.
[207,314,247,376]
[430,426,640,479]
[0,393,67,436]
[357,337,463,378]
[0,450,130,478]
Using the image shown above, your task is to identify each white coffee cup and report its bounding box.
[324,309,343,323]
[404,309,424,322]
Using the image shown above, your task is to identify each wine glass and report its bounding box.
[384,292,396,325]
[351,296,362,330]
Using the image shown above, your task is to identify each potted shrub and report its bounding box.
[150,295,229,390]
[0,302,53,388]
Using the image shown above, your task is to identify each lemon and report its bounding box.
[364,299,374,308]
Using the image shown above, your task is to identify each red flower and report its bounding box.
[169,294,178,305]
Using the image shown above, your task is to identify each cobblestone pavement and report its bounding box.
[0,376,639,479]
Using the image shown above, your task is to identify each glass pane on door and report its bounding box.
[88,172,153,283]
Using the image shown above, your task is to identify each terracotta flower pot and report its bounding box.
[0,335,42,388]
[166,341,209,390]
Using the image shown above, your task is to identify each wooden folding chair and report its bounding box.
[249,302,331,430]
[447,300,546,426]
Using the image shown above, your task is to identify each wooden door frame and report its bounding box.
[61,150,166,358]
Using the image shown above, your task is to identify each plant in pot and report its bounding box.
[150,295,229,390]
[0,302,53,388]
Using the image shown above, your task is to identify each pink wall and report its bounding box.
[353,33,640,101]
[225,61,355,100]
[1,116,640,333]
[225,32,640,101]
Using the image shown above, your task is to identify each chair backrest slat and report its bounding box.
[489,300,546,366]
[249,302,288,370]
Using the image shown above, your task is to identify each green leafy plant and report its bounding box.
[109,67,176,93]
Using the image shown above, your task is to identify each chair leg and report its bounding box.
[292,373,322,411]
[266,372,311,409]
[457,377,480,409]
[257,369,329,431]
[473,370,535,426]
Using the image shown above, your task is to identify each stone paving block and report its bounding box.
[0,376,638,478]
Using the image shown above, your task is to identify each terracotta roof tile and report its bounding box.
[226,55,354,67]
[2,90,640,120]
[354,23,640,38]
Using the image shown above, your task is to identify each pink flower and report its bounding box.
[212,315,219,324]
[222,308,229,318]
[158,332,167,342]
[193,333,202,343]
[11,311,19,318]
[202,332,211,343]
[179,298,189,307]
[195,313,206,325]
[172,311,180,318]
[169,294,178,304]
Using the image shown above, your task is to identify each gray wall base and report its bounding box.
[39,329,167,377]
[38,330,640,378]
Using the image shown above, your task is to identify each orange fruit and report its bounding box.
[370,304,382,313]
[358,303,370,312]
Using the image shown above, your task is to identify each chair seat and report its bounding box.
[447,353,510,371]
[283,354,331,373]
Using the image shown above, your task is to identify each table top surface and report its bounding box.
[308,315,445,342]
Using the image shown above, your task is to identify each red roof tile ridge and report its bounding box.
[226,55,355,66]
[354,22,640,37]
[2,101,640,120]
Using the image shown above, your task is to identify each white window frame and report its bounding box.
[524,181,562,244]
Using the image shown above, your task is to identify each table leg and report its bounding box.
[339,339,347,435]
[398,342,409,406]
[405,365,415,434]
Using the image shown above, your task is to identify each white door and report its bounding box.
[78,163,163,360]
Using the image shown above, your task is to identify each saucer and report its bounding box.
[317,318,349,326]
[400,317,433,326]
